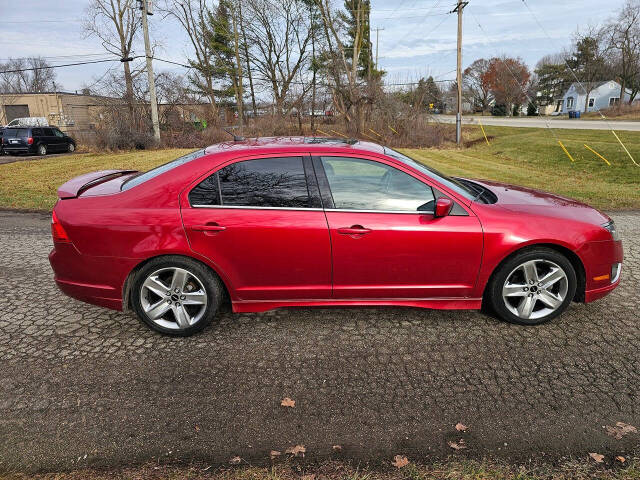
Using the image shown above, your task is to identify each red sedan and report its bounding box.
[49,137,623,336]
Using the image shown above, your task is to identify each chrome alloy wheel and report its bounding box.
[502,259,569,320]
[140,267,208,330]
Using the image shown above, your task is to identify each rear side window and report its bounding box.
[43,128,54,136]
[32,128,43,136]
[189,157,311,208]
[121,149,206,191]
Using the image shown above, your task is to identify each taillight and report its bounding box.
[51,211,70,243]
[27,137,34,145]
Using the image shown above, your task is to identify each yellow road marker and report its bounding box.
[360,131,377,141]
[584,144,611,166]
[478,119,490,146]
[330,129,348,138]
[611,131,639,167]
[388,125,398,134]
[558,140,575,162]
[316,128,331,136]
[369,128,383,138]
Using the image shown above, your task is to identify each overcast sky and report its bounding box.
[0,0,626,92]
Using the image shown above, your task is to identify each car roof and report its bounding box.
[204,136,386,156]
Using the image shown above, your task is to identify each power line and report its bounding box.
[0,58,131,75]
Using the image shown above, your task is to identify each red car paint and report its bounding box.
[49,137,623,315]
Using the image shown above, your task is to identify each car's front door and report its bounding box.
[315,155,483,300]
[181,154,332,302]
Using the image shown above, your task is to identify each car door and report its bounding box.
[42,128,58,151]
[52,128,68,151]
[314,155,483,300]
[181,154,332,302]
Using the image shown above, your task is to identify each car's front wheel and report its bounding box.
[68,142,75,153]
[131,256,223,336]
[488,248,577,325]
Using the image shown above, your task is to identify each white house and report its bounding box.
[555,81,634,114]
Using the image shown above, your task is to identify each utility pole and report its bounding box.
[452,1,468,146]
[140,0,160,142]
[374,27,384,71]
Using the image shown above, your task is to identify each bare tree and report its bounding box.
[463,58,492,113]
[567,28,608,112]
[160,0,220,121]
[604,0,640,104]
[83,0,141,113]
[0,57,57,93]
[244,0,314,115]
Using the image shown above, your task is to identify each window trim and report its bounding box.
[188,153,318,210]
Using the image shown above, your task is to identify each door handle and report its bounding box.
[190,223,226,234]
[337,225,372,235]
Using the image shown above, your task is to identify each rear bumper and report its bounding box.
[49,243,139,311]
[2,145,36,154]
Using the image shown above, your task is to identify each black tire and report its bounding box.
[487,247,577,326]
[130,255,223,336]
[37,144,47,156]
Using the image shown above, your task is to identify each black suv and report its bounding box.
[1,126,76,156]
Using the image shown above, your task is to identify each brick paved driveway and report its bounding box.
[0,211,638,472]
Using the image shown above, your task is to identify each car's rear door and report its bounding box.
[181,154,332,302]
[314,155,483,300]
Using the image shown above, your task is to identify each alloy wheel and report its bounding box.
[140,267,208,330]
[502,259,569,320]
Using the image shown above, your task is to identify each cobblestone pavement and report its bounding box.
[0,211,638,473]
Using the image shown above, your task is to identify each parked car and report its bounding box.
[1,126,76,155]
[4,116,48,128]
[49,137,623,336]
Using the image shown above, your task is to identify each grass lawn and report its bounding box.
[0,126,638,211]
[404,125,640,210]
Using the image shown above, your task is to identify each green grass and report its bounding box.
[402,126,640,210]
[0,149,192,210]
[0,125,639,211]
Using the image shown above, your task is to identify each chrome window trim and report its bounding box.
[190,204,433,215]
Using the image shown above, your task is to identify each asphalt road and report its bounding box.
[0,211,639,473]
[436,115,640,131]
[0,152,70,166]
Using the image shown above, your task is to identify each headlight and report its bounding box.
[602,220,620,241]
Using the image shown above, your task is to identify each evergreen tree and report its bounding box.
[205,0,240,106]
[342,0,375,79]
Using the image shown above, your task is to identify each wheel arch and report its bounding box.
[483,242,586,304]
[121,253,232,312]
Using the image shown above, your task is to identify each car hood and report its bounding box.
[469,179,611,225]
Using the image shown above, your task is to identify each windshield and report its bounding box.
[121,149,206,191]
[383,147,476,200]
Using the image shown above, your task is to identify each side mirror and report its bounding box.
[434,197,453,218]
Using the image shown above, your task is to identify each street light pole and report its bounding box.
[140,0,160,143]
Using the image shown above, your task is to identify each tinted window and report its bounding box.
[53,128,65,137]
[121,149,207,191]
[321,157,434,212]
[15,128,29,138]
[190,157,311,208]
[3,129,16,138]
[43,128,54,136]
[32,128,43,136]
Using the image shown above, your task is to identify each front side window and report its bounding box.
[189,156,311,208]
[321,157,434,212]
[53,128,65,137]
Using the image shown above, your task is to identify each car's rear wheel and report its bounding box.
[37,144,47,156]
[488,248,577,325]
[131,256,223,336]
[68,142,75,153]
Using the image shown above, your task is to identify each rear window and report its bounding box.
[15,128,29,138]
[121,149,207,191]
[3,130,16,138]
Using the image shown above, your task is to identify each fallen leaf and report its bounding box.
[605,422,637,440]
[285,445,306,457]
[281,397,296,408]
[195,425,200,432]
[589,453,604,463]
[448,439,467,450]
[391,455,409,468]
[332,445,342,452]
[229,456,242,465]
[616,456,626,463]
[302,475,316,480]
[270,450,281,460]
[455,423,468,432]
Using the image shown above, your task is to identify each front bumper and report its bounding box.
[578,239,623,303]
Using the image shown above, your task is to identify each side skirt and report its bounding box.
[232,298,483,313]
